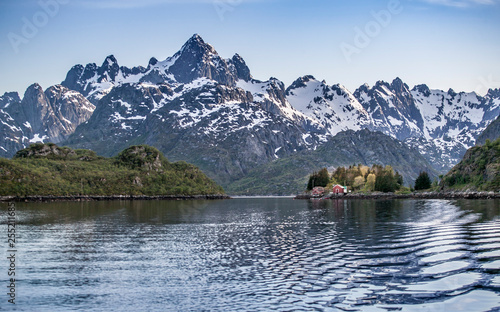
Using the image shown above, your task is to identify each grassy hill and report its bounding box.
[0,143,225,196]
[440,138,500,191]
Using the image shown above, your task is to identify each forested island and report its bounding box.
[0,143,226,199]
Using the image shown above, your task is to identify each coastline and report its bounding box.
[0,194,231,203]
[294,191,500,200]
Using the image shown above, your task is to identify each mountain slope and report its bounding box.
[0,85,95,158]
[64,79,324,185]
[440,138,500,191]
[286,76,371,136]
[476,113,500,145]
[353,78,424,140]
[228,129,437,195]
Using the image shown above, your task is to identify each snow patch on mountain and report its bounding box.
[29,133,48,143]
[286,76,371,136]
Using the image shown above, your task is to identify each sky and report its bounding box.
[0,0,499,98]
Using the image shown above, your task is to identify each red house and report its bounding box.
[311,187,325,197]
[332,185,347,195]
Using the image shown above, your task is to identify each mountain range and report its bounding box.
[1,34,499,194]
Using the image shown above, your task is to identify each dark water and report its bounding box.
[1,198,500,311]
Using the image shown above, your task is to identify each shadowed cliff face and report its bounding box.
[477,114,500,145]
[0,84,95,156]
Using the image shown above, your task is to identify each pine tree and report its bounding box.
[307,171,317,191]
[317,168,330,187]
[414,171,432,190]
[307,168,330,190]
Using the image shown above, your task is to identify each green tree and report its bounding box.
[353,176,365,190]
[332,167,347,186]
[317,168,330,187]
[374,166,399,192]
[307,171,317,190]
[307,168,330,190]
[395,171,404,186]
[366,173,376,191]
[415,171,432,190]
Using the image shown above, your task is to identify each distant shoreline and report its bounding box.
[0,194,231,203]
[294,191,500,200]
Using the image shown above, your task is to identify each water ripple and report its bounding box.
[1,199,499,311]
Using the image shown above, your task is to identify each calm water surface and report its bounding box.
[1,198,500,311]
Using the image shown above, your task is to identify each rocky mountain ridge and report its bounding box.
[0,84,94,156]
[1,34,499,193]
[287,76,500,171]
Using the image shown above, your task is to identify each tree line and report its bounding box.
[307,164,432,193]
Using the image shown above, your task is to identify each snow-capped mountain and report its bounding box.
[286,75,371,136]
[63,77,324,183]
[353,78,424,140]
[284,75,500,171]
[0,92,26,155]
[59,35,327,183]
[405,85,499,170]
[352,79,500,171]
[61,34,253,104]
[0,34,498,191]
[0,84,95,156]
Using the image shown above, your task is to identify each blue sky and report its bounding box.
[0,0,499,97]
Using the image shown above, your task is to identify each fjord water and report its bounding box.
[1,198,500,311]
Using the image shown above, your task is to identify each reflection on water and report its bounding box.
[1,198,499,311]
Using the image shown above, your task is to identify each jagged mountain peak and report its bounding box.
[61,34,255,101]
[300,75,317,82]
[2,91,21,100]
[148,57,158,67]
[102,55,118,66]
[0,92,21,108]
[186,33,204,44]
[98,55,120,81]
[177,33,217,57]
[24,83,45,99]
[27,83,43,90]
[268,77,285,88]
[487,88,500,98]
[374,80,389,87]
[330,83,350,92]
[412,84,431,97]
[286,75,371,137]
[232,53,243,61]
[390,77,410,93]
[231,53,252,82]
[286,75,318,93]
[361,83,370,89]
[166,34,241,85]
[392,77,404,85]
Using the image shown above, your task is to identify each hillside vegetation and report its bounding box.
[227,129,436,195]
[440,138,500,191]
[0,143,224,196]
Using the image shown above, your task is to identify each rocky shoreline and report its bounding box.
[0,194,231,203]
[294,191,500,200]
